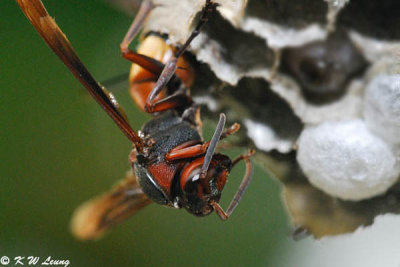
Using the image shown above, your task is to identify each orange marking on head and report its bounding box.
[180,157,205,191]
[216,169,229,191]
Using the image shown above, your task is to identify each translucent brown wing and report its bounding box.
[70,170,152,240]
[16,0,141,146]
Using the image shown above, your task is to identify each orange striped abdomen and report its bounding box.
[129,35,194,112]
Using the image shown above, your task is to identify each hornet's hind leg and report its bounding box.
[120,0,217,113]
[144,0,218,113]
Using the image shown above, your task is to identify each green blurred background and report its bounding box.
[1,1,290,266]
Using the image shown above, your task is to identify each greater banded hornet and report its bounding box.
[16,0,254,240]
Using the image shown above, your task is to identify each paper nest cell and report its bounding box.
[297,119,400,201]
[363,75,400,144]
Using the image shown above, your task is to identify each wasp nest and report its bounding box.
[137,0,400,238]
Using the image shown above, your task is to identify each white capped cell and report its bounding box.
[297,119,400,201]
[363,75,400,144]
